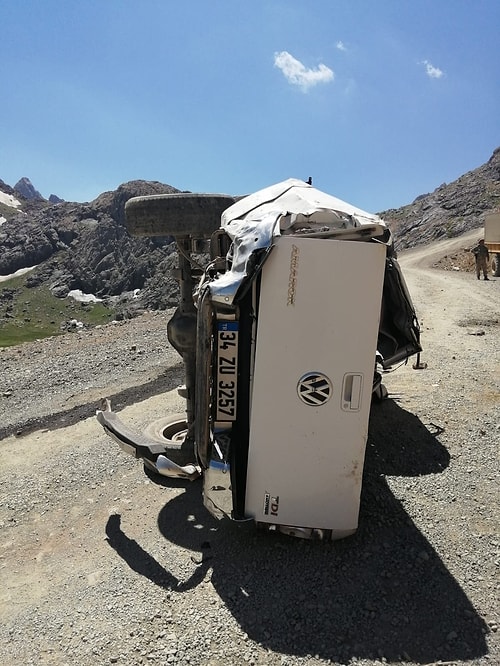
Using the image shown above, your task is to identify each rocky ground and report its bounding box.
[0,310,183,440]
[0,228,498,666]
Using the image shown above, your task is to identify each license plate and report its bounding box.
[216,321,238,421]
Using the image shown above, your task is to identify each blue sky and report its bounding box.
[1,0,499,212]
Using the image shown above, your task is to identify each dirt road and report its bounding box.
[0,230,498,666]
[392,229,499,405]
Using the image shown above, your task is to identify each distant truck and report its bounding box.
[484,212,500,276]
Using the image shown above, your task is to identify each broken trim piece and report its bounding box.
[96,400,200,481]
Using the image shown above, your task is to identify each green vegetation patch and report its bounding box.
[0,202,22,221]
[0,275,113,347]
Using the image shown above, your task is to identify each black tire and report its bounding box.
[125,193,236,238]
[144,413,188,446]
[143,413,194,468]
[372,382,389,402]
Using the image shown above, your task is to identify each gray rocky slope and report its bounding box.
[0,180,183,315]
[0,147,499,317]
[381,147,500,250]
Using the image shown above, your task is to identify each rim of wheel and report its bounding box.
[162,423,188,444]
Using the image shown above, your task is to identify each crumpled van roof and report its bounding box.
[222,177,385,234]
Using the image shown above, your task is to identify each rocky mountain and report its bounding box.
[381,147,500,250]
[14,177,44,201]
[0,179,187,318]
[0,179,16,196]
[0,148,498,325]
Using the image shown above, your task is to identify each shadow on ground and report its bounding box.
[0,364,184,440]
[105,398,488,664]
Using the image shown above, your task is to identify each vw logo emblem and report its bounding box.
[297,372,332,406]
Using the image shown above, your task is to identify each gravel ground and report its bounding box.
[0,229,498,666]
[0,310,184,440]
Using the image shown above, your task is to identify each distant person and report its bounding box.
[472,239,490,280]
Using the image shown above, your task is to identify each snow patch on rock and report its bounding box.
[67,289,103,303]
[0,191,22,208]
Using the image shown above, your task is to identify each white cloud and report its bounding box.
[274,51,334,92]
[336,41,347,52]
[422,60,444,79]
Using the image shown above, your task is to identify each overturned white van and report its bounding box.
[97,179,421,540]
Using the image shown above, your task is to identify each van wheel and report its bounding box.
[143,414,194,468]
[372,383,388,402]
[125,193,235,238]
